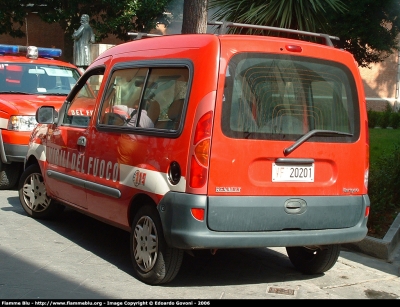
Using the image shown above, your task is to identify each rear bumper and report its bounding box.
[158,192,369,249]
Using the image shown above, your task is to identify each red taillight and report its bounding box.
[189,111,213,189]
[190,155,208,188]
[193,111,213,145]
[191,208,205,221]
[194,139,210,167]
[365,119,369,191]
[365,206,370,218]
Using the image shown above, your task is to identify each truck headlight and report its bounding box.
[8,115,37,131]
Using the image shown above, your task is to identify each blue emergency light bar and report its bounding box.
[0,44,62,58]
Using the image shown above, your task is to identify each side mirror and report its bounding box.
[36,106,57,124]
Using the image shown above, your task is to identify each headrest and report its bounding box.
[147,99,160,124]
[168,99,184,121]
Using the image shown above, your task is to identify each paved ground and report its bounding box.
[0,189,399,300]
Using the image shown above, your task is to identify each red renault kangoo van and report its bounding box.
[19,22,370,285]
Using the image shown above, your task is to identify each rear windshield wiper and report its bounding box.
[284,129,353,156]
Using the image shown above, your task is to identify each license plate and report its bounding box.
[272,163,314,182]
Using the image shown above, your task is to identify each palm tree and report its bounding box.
[208,0,347,33]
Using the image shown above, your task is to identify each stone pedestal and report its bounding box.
[84,44,115,94]
[90,43,115,62]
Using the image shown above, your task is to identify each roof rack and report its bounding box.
[208,21,340,47]
[127,32,163,40]
[126,22,340,47]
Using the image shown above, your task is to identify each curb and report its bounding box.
[342,213,400,262]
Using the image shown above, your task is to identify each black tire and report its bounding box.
[0,161,22,190]
[131,205,184,285]
[18,164,64,219]
[286,244,340,274]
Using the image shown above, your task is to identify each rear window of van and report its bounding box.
[221,53,360,142]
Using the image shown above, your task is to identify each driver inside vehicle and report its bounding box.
[124,99,160,128]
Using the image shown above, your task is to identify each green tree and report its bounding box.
[181,0,208,34]
[209,0,346,33]
[0,0,172,62]
[208,0,400,68]
[0,0,30,38]
[323,0,400,67]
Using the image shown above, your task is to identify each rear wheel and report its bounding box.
[0,160,21,190]
[18,164,64,219]
[131,205,184,285]
[286,244,340,274]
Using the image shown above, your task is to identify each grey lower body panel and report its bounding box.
[3,143,27,163]
[158,192,369,249]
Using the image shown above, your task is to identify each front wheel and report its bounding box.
[131,205,184,285]
[286,244,340,274]
[18,164,64,219]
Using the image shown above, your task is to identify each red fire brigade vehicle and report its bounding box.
[19,22,370,285]
[0,44,82,189]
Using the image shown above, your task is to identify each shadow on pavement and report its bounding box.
[6,193,396,292]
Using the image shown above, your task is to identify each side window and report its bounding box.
[99,68,147,126]
[99,66,189,130]
[62,72,101,127]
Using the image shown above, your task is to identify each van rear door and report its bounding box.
[207,38,368,233]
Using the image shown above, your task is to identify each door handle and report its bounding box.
[77,136,87,146]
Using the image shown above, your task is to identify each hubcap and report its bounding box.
[23,173,51,212]
[133,215,158,272]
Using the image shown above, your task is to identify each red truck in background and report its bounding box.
[0,44,82,189]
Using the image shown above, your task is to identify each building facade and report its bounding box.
[360,51,399,112]
[1,13,398,112]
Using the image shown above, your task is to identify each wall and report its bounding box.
[360,51,399,112]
